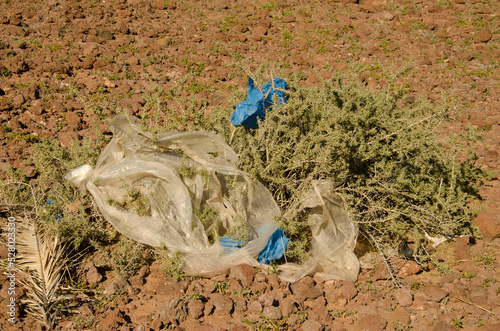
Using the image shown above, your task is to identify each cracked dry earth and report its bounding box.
[0,0,500,330]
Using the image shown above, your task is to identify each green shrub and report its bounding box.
[187,75,487,262]
[0,135,110,250]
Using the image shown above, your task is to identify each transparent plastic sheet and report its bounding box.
[277,181,360,282]
[66,115,359,282]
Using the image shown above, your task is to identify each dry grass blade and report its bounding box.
[16,215,74,330]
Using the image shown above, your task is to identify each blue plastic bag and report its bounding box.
[257,228,290,264]
[218,225,290,264]
[230,77,287,129]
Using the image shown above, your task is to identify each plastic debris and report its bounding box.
[257,227,290,264]
[230,77,287,129]
[66,115,359,282]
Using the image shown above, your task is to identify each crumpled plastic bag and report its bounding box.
[230,77,287,129]
[66,115,359,282]
[277,181,360,282]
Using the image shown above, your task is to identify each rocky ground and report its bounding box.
[0,0,499,330]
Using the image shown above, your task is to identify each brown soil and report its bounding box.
[1,0,499,330]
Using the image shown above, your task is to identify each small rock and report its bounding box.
[187,299,204,319]
[81,57,95,69]
[301,319,323,331]
[398,260,422,277]
[373,262,392,280]
[204,300,214,316]
[282,297,299,317]
[98,29,114,41]
[83,262,103,285]
[250,26,268,41]
[247,300,262,314]
[360,4,376,13]
[229,263,255,287]
[77,303,94,317]
[454,236,474,260]
[103,275,133,295]
[155,297,188,324]
[228,278,243,292]
[440,273,459,286]
[311,298,329,322]
[99,309,127,329]
[395,287,413,307]
[433,320,457,331]
[25,84,40,100]
[23,166,37,178]
[262,306,282,320]
[422,284,448,303]
[469,287,489,307]
[354,312,387,331]
[339,281,358,300]
[211,293,233,315]
[13,94,25,106]
[152,0,166,10]
[291,282,323,301]
[292,54,308,66]
[267,273,280,289]
[472,210,500,242]
[232,295,247,313]
[474,29,492,43]
[255,272,266,282]
[258,292,276,307]
[0,99,11,111]
[131,93,145,106]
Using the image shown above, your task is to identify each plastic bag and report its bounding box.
[230,77,287,129]
[66,115,359,281]
[277,181,360,282]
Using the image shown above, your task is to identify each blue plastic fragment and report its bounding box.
[257,228,290,264]
[218,236,246,250]
[230,77,288,129]
[218,225,290,264]
[46,198,63,221]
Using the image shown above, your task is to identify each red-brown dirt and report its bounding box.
[1,0,499,330]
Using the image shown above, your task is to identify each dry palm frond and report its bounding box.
[16,215,74,330]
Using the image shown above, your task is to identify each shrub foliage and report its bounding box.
[211,77,485,261]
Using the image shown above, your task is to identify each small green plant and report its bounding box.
[185,81,207,94]
[72,316,96,329]
[214,279,230,293]
[479,277,496,289]
[411,282,425,291]
[108,73,121,81]
[244,312,287,330]
[393,320,412,331]
[364,281,379,293]
[473,252,497,266]
[331,309,357,318]
[161,249,186,281]
[181,58,205,75]
[461,271,476,279]
[4,132,40,143]
[107,179,150,217]
[452,317,463,329]
[46,43,63,52]
[99,236,149,278]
